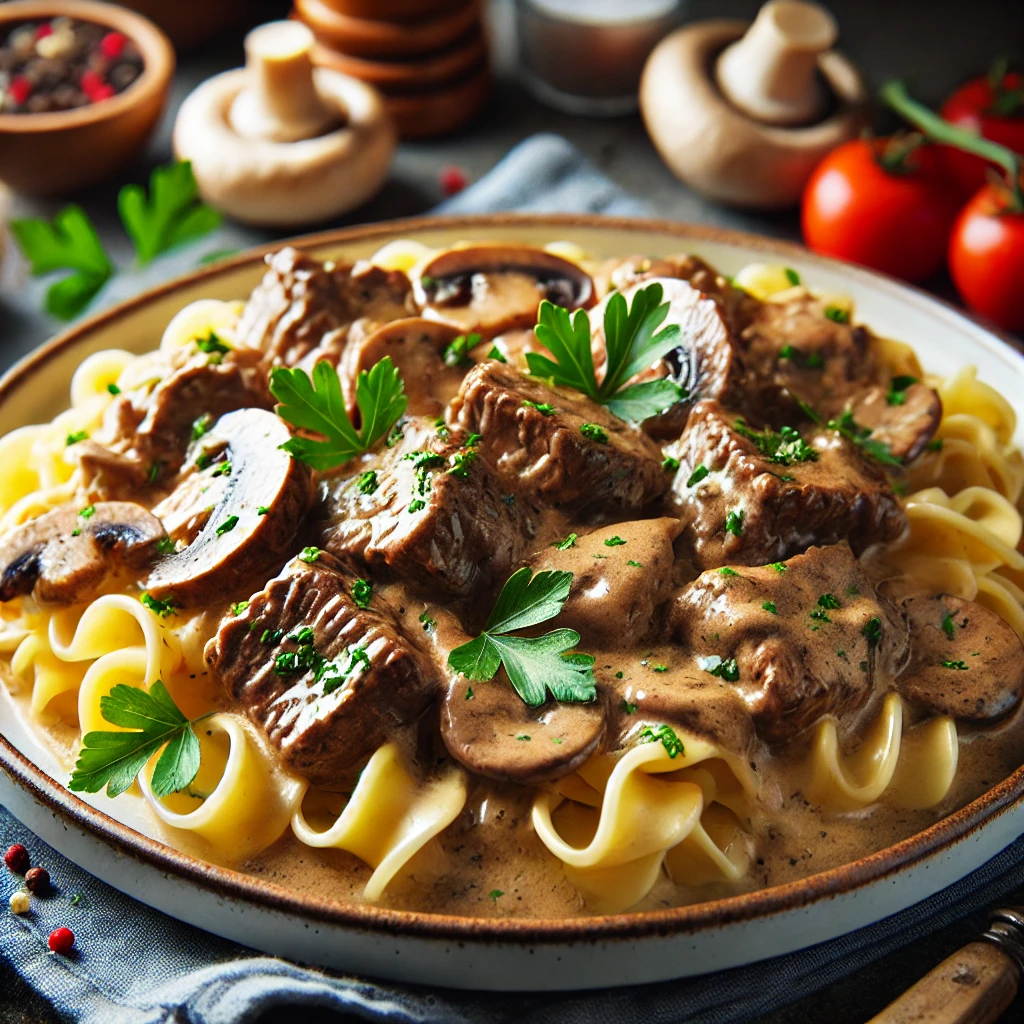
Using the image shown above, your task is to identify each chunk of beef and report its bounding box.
[671,543,911,744]
[77,346,271,494]
[234,247,413,371]
[883,583,1024,722]
[531,518,681,648]
[0,502,165,605]
[206,553,436,786]
[670,399,907,568]
[318,420,543,602]
[448,363,667,515]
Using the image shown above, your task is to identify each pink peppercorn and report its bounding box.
[35,23,54,40]
[99,31,126,60]
[439,165,468,196]
[8,76,31,106]
[79,69,104,99]
[91,84,115,102]
[48,927,75,955]
[4,843,29,874]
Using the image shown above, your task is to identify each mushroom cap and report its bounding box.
[146,409,313,606]
[441,673,606,785]
[0,501,165,606]
[640,20,867,208]
[411,242,596,338]
[172,66,395,226]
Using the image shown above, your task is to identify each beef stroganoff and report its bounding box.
[1,241,1023,918]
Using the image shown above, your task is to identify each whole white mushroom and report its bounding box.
[173,20,395,227]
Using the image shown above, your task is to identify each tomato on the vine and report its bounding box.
[940,65,1024,197]
[801,138,961,282]
[948,183,1024,333]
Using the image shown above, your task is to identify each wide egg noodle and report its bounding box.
[291,742,468,901]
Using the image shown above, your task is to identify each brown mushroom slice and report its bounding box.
[0,502,165,606]
[849,382,942,464]
[338,317,467,419]
[884,585,1024,722]
[412,243,596,338]
[441,674,605,784]
[146,409,313,606]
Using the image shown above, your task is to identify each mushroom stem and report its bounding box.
[230,21,337,143]
[715,0,837,126]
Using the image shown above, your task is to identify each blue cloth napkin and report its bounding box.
[1,133,1022,1023]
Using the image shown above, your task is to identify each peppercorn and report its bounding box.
[25,866,50,895]
[9,890,30,915]
[4,843,29,874]
[47,927,74,954]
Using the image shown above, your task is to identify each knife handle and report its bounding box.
[867,940,1019,1024]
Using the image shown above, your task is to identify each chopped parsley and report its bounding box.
[516,734,531,741]
[604,536,626,547]
[210,460,232,478]
[627,560,642,567]
[196,452,213,471]
[487,345,507,363]
[810,607,831,624]
[261,628,284,645]
[216,515,239,536]
[522,399,555,415]
[942,660,969,671]
[638,724,684,758]
[697,654,739,682]
[927,438,944,452]
[273,628,370,695]
[404,451,445,513]
[195,330,230,355]
[828,409,901,467]
[824,305,850,324]
[106,383,121,396]
[489,889,504,902]
[620,700,638,714]
[734,419,818,465]
[863,617,882,647]
[942,610,956,639]
[553,533,578,550]
[352,578,372,609]
[257,506,269,516]
[580,423,608,444]
[447,449,477,479]
[762,601,777,614]
[191,414,213,441]
[784,267,801,286]
[444,332,480,367]
[156,536,176,556]
[718,567,741,577]
[465,432,482,447]
[818,593,842,610]
[662,455,681,472]
[465,687,474,699]
[687,464,709,487]
[357,470,378,495]
[299,546,321,563]
[141,592,176,618]
[434,417,450,441]
[770,562,787,573]
[886,375,918,407]
[419,610,436,633]
[725,509,745,536]
[79,505,96,519]
[778,345,824,370]
[65,430,89,446]
[231,601,249,616]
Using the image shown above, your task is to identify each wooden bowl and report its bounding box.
[0,0,174,197]
[114,0,248,49]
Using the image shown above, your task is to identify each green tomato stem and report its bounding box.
[880,79,1023,209]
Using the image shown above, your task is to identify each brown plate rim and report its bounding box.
[2,211,1024,945]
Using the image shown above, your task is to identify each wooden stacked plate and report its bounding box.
[294,0,490,138]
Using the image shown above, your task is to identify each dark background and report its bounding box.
[2,0,1024,1021]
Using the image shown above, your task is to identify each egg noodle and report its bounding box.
[0,250,1022,917]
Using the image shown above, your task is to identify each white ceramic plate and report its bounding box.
[2,215,1023,991]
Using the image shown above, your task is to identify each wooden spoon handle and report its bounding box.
[867,940,1019,1024]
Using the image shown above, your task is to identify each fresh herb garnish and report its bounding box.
[352,578,372,609]
[662,455,680,472]
[697,654,740,682]
[66,430,89,446]
[404,450,445,513]
[118,161,221,266]
[942,660,969,671]
[818,593,842,610]
[191,413,213,441]
[886,375,919,406]
[725,509,745,536]
[141,592,176,618]
[447,568,596,707]
[580,423,608,444]
[79,505,96,519]
[927,438,944,452]
[487,345,507,364]
[444,333,480,368]
[522,399,555,415]
[68,680,210,798]
[763,601,777,614]
[824,305,850,324]
[604,536,626,547]
[257,506,269,516]
[447,450,477,478]
[553,533,578,550]
[106,383,121,396]
[419,610,436,633]
[489,889,504,902]
[210,460,232,478]
[734,419,818,465]
[942,610,956,640]
[784,267,801,286]
[621,700,638,715]
[528,283,683,422]
[156,536,176,556]
[863,617,882,647]
[627,560,642,567]
[195,330,230,356]
[216,516,239,537]
[687,464,710,487]
[638,724,684,758]
[770,562,787,573]
[357,470,379,495]
[10,205,114,320]
[718,567,741,577]
[828,409,901,466]
[270,357,408,472]
[299,546,321,564]
[231,601,249,616]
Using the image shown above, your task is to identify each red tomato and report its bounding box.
[948,184,1024,333]
[801,139,962,283]
[940,72,1024,197]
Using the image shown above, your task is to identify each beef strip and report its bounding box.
[670,398,907,568]
[317,419,543,602]
[883,583,1024,722]
[671,543,911,744]
[234,247,414,372]
[77,346,271,495]
[206,552,437,786]
[448,362,667,515]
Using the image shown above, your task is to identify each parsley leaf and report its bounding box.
[10,205,113,320]
[725,509,745,536]
[68,681,205,798]
[824,305,850,324]
[639,724,684,758]
[697,654,740,682]
[528,283,683,422]
[444,333,480,367]
[828,409,901,467]
[270,357,408,471]
[552,533,578,550]
[886,375,919,407]
[941,610,956,639]
[141,592,177,618]
[118,161,221,266]
[448,568,596,706]
[942,659,969,671]
[734,419,818,465]
[687,464,710,486]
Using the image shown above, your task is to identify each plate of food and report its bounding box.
[1,214,1022,991]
